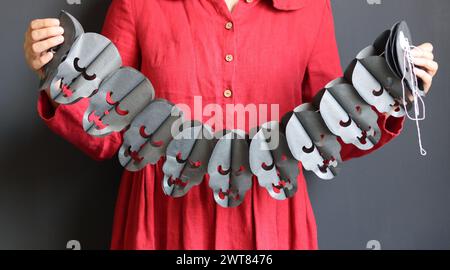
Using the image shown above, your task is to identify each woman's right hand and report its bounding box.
[24,18,64,79]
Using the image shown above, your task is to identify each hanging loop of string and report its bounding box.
[399,31,427,156]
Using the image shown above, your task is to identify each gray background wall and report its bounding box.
[0,0,448,250]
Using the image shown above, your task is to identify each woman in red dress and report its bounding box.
[23,0,438,250]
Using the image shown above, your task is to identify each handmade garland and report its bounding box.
[39,11,425,208]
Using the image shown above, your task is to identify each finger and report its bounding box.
[39,51,54,66]
[414,68,433,92]
[413,58,439,76]
[418,42,434,53]
[24,27,33,46]
[31,35,64,54]
[30,52,54,70]
[30,18,60,30]
[31,26,64,42]
[412,48,434,60]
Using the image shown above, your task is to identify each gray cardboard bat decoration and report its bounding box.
[48,32,122,105]
[118,99,184,172]
[39,11,429,207]
[249,121,299,200]
[284,104,342,180]
[344,24,417,114]
[162,121,216,198]
[372,21,424,97]
[345,46,406,118]
[208,130,252,208]
[314,78,381,151]
[391,21,425,96]
[40,10,84,91]
[82,67,155,137]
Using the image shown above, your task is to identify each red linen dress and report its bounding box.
[37,0,404,250]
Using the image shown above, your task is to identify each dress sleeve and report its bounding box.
[102,0,141,69]
[301,0,405,162]
[36,0,140,161]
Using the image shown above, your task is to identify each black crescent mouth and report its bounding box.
[176,152,187,164]
[339,116,352,127]
[261,161,275,171]
[83,73,97,81]
[74,57,97,81]
[218,165,231,175]
[302,144,315,154]
[74,57,84,73]
[372,87,384,97]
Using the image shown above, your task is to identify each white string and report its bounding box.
[399,33,427,156]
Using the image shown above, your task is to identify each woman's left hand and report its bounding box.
[412,42,439,93]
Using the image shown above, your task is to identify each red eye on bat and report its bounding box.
[150,139,164,147]
[106,91,117,105]
[139,126,151,138]
[188,160,202,169]
[234,165,246,175]
[106,91,128,115]
[115,104,129,116]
